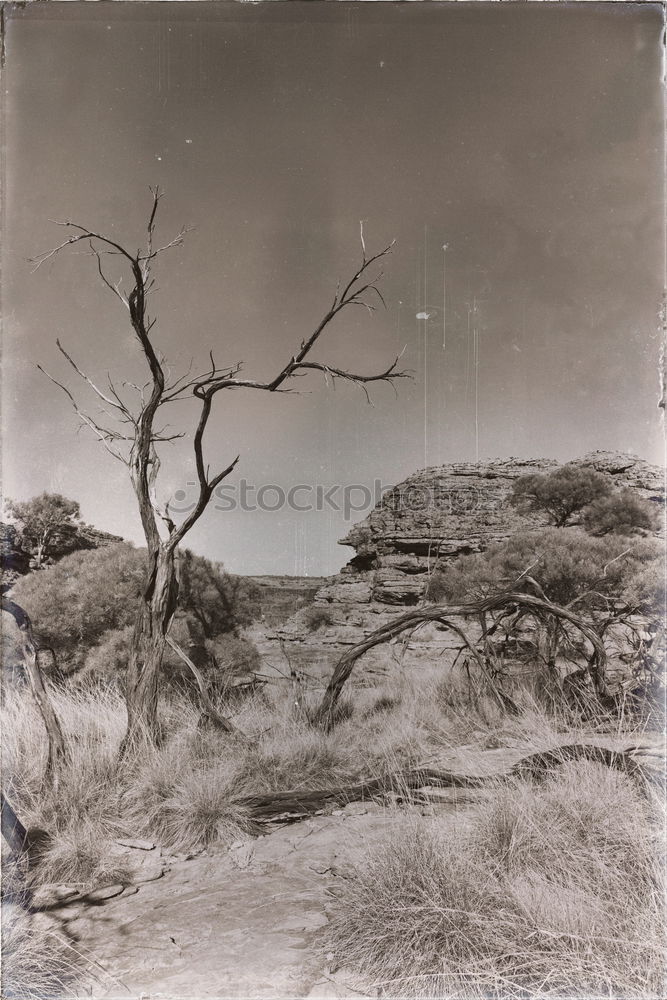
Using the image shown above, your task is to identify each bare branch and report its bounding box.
[38,364,130,465]
[293,355,411,387]
[55,339,132,418]
[157,243,405,410]
[315,591,611,726]
[140,225,194,262]
[91,243,129,309]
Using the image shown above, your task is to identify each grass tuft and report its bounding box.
[328,761,665,999]
[1,904,79,1000]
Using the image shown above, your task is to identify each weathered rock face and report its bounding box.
[340,452,664,570]
[254,452,664,682]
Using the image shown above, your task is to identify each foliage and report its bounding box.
[427,527,662,614]
[1,521,31,584]
[302,604,335,632]
[5,493,83,567]
[510,465,613,526]
[205,632,261,676]
[583,488,662,537]
[11,543,145,671]
[10,542,260,676]
[178,549,261,636]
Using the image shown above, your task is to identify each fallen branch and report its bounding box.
[233,744,644,823]
[234,767,486,822]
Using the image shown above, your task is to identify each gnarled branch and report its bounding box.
[315,591,610,727]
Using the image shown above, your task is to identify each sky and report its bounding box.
[3,1,665,575]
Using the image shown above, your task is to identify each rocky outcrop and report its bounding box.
[253,452,664,682]
[339,451,663,572]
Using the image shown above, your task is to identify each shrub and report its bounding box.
[426,528,662,610]
[178,549,262,636]
[302,605,335,632]
[11,543,260,676]
[583,488,662,537]
[203,633,262,697]
[11,543,145,672]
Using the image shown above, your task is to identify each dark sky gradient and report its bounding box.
[3,2,664,574]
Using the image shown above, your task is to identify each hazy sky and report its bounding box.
[3,2,664,575]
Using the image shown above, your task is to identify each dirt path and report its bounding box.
[35,735,661,1000]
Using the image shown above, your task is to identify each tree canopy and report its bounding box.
[10,542,261,677]
[582,488,661,537]
[510,466,613,527]
[5,493,82,568]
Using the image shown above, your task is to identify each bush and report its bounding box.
[178,549,262,636]
[583,488,662,537]
[10,543,145,672]
[11,543,260,676]
[328,760,664,998]
[302,605,335,632]
[426,528,662,610]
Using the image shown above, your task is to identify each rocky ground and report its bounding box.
[24,734,662,1000]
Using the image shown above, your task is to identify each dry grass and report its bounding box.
[2,670,661,999]
[327,760,665,999]
[1,903,79,1000]
[1,668,643,879]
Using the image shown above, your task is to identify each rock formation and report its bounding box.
[253,452,664,682]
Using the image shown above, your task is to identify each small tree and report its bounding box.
[33,191,407,749]
[510,465,612,527]
[5,493,82,569]
[178,550,261,638]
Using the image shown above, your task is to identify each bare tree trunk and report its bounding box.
[122,546,179,750]
[2,596,68,780]
[1,792,28,854]
[36,196,407,754]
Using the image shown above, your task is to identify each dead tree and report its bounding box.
[33,192,407,751]
[314,591,610,727]
[1,596,68,778]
